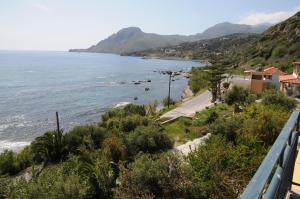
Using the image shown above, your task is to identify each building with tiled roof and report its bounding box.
[279,62,300,96]
[245,66,285,94]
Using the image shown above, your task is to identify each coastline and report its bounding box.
[2,83,195,153]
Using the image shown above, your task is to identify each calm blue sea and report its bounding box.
[0,50,201,151]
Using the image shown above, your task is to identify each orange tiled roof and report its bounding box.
[280,74,296,81]
[281,79,300,84]
[280,74,300,84]
[263,67,286,75]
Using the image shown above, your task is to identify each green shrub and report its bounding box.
[77,151,114,198]
[188,135,267,199]
[243,104,290,146]
[102,136,127,163]
[64,125,106,154]
[225,86,255,105]
[101,104,146,123]
[10,161,89,199]
[115,153,193,199]
[127,125,173,156]
[262,89,296,111]
[31,130,66,163]
[210,116,242,144]
[0,150,19,175]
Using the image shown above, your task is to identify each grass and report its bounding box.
[163,103,233,146]
[163,117,207,146]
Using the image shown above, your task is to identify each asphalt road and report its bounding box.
[160,76,250,123]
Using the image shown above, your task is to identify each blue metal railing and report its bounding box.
[241,110,300,199]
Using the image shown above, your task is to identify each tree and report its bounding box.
[203,63,227,102]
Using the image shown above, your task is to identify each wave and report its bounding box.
[0,140,30,152]
[0,114,33,131]
[0,124,10,131]
[115,102,131,108]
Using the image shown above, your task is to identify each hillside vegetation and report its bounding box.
[0,88,296,198]
[243,11,300,69]
[128,11,300,71]
[127,33,259,62]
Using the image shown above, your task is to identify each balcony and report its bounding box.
[241,111,300,199]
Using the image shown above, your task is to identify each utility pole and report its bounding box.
[56,111,60,133]
[167,71,172,108]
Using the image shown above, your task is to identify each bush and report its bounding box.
[243,104,290,146]
[64,125,107,154]
[115,153,193,199]
[104,114,151,133]
[10,161,89,199]
[210,116,242,144]
[102,136,127,163]
[225,86,255,105]
[126,125,173,156]
[78,151,114,198]
[0,150,19,175]
[101,104,146,123]
[0,147,33,176]
[262,89,296,111]
[188,135,267,199]
[31,130,66,163]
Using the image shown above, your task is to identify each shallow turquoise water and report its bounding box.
[0,50,201,150]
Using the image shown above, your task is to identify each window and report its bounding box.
[252,75,262,80]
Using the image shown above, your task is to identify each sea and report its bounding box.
[0,50,202,152]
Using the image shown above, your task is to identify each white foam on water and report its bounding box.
[0,140,30,152]
[0,124,10,131]
[115,102,131,108]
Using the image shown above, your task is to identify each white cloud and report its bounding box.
[239,6,300,25]
[33,3,50,12]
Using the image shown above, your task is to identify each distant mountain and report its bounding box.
[127,11,300,70]
[69,23,270,54]
[192,22,270,40]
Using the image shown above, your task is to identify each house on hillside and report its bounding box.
[279,62,300,96]
[245,67,286,94]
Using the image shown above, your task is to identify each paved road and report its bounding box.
[159,76,250,123]
[160,90,213,123]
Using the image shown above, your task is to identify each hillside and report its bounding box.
[69,23,269,54]
[242,11,300,68]
[126,33,259,62]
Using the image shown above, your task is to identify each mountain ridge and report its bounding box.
[69,22,270,54]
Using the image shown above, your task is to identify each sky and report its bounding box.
[0,0,300,51]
